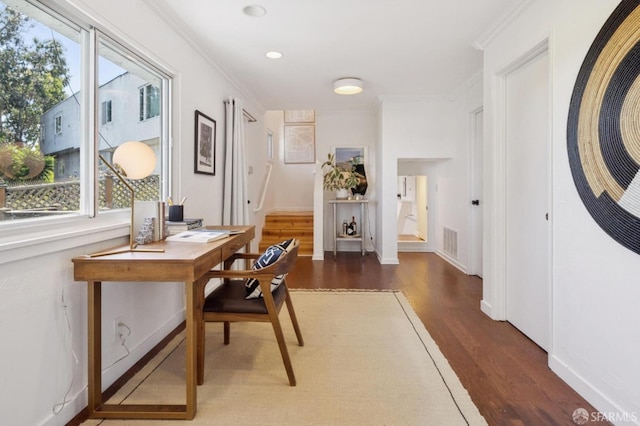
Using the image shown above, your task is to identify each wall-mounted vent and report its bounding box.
[443,227,458,259]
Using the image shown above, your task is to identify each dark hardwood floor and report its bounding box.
[288,251,609,426]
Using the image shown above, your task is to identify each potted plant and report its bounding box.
[321,153,361,199]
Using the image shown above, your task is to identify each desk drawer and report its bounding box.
[221,232,252,260]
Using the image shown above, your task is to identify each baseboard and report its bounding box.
[435,250,468,274]
[397,241,431,252]
[548,355,639,425]
[51,310,186,426]
[378,255,399,264]
[480,299,494,318]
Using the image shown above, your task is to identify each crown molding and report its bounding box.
[472,0,536,51]
[144,0,265,113]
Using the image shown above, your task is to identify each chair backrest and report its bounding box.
[267,239,299,277]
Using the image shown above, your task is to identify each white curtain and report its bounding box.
[222,97,249,225]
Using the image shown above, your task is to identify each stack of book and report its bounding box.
[166,218,203,235]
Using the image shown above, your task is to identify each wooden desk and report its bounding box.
[72,225,254,420]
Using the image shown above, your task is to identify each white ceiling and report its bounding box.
[150,0,522,112]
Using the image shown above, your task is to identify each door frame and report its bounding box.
[468,107,484,277]
[486,39,553,351]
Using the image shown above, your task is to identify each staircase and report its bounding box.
[259,211,313,256]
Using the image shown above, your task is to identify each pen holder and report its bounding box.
[168,205,184,222]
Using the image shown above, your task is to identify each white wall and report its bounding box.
[377,84,482,265]
[484,0,640,421]
[0,1,264,425]
[263,110,315,212]
[317,110,378,253]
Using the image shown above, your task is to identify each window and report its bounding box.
[0,0,171,226]
[98,36,166,212]
[101,100,112,124]
[139,84,159,121]
[55,115,62,135]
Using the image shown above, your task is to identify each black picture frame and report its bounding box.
[194,110,216,175]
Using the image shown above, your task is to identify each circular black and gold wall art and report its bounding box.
[567,0,640,254]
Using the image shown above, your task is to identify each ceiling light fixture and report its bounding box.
[243,5,267,17]
[266,51,283,59]
[333,77,364,95]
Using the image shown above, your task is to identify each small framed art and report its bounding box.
[195,110,216,175]
[284,109,315,123]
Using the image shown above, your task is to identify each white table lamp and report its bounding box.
[91,141,164,257]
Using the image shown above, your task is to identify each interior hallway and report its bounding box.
[288,252,609,425]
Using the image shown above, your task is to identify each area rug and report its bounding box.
[86,291,486,425]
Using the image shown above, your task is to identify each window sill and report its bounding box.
[0,212,130,265]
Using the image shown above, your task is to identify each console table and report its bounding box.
[328,199,368,256]
[72,225,254,420]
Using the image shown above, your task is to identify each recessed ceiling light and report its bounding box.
[333,77,364,95]
[266,51,283,59]
[243,5,267,17]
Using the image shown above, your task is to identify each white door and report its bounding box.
[470,110,484,277]
[505,50,550,351]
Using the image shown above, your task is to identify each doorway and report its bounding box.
[397,175,428,251]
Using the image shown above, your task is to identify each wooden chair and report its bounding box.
[197,240,304,386]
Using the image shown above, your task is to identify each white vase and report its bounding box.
[336,188,350,199]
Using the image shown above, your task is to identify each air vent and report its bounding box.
[443,227,458,259]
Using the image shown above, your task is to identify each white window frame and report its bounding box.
[0,0,173,264]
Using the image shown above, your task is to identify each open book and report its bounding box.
[166,229,230,243]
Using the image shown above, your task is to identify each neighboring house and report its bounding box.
[40,72,161,181]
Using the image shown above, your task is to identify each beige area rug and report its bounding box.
[84,291,486,425]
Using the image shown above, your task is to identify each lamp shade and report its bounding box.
[333,78,363,95]
[112,141,156,179]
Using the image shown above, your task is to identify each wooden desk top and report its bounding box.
[73,225,254,283]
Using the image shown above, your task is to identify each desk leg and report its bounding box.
[87,281,102,417]
[185,281,198,419]
[196,278,207,386]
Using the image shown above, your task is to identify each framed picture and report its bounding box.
[334,146,368,196]
[194,110,216,175]
[284,124,315,164]
[284,109,315,123]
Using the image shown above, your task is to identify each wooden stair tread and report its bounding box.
[260,211,313,256]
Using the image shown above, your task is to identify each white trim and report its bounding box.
[548,355,639,426]
[472,0,536,51]
[435,250,467,274]
[0,212,129,265]
[467,106,484,277]
[144,0,264,113]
